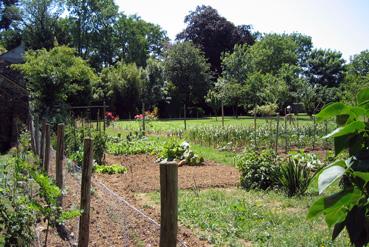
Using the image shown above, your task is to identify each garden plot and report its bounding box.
[43,152,209,246]
[101,154,240,193]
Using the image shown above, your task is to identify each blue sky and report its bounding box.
[116,0,369,62]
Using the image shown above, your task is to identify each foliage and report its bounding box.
[64,124,107,165]
[236,149,280,190]
[307,87,369,246]
[12,46,98,121]
[0,0,21,31]
[93,164,127,174]
[306,48,345,87]
[92,130,107,165]
[279,151,321,196]
[164,41,212,106]
[106,135,159,156]
[20,0,64,50]
[341,50,369,104]
[177,5,255,75]
[0,135,80,246]
[66,0,168,69]
[97,62,143,118]
[248,33,298,75]
[0,156,35,246]
[252,103,278,116]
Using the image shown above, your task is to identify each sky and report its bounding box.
[115,0,369,62]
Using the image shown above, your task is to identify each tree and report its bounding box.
[306,48,345,87]
[289,32,313,71]
[221,43,251,83]
[143,58,167,108]
[177,5,254,75]
[341,50,369,104]
[12,46,98,121]
[164,41,212,121]
[248,33,298,75]
[114,14,168,67]
[20,0,64,50]
[0,0,21,30]
[99,62,143,118]
[66,0,119,68]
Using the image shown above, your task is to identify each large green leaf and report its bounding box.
[353,171,369,183]
[318,164,345,194]
[316,102,350,121]
[357,88,369,106]
[307,197,325,219]
[324,121,365,139]
[323,189,361,227]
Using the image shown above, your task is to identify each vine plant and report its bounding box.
[308,88,369,247]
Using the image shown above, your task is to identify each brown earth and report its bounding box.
[37,153,240,246]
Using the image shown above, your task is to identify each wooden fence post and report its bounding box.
[275,114,280,154]
[78,138,93,247]
[183,104,187,130]
[44,124,50,174]
[254,109,257,150]
[313,115,316,150]
[160,161,178,247]
[40,121,46,165]
[284,115,288,153]
[103,101,106,133]
[221,102,224,128]
[142,102,146,134]
[35,118,40,156]
[56,123,65,206]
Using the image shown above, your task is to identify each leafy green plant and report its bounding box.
[93,131,107,165]
[159,140,204,165]
[236,148,280,190]
[93,164,128,174]
[279,151,320,196]
[307,88,369,246]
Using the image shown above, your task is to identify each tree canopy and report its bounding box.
[177,5,254,76]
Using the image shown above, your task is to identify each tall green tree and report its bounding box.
[99,62,143,118]
[306,48,345,87]
[12,46,98,121]
[248,33,298,75]
[0,0,21,30]
[114,14,168,67]
[341,50,369,104]
[66,0,119,68]
[177,5,254,76]
[164,41,212,115]
[20,0,64,50]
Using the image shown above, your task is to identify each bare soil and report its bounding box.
[38,153,240,246]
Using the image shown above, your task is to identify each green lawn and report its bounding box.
[145,187,349,247]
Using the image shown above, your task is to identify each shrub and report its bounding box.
[236,149,280,190]
[278,151,320,196]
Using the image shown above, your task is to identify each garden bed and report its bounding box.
[101,154,240,193]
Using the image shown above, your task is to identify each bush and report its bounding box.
[278,151,320,196]
[236,149,280,190]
